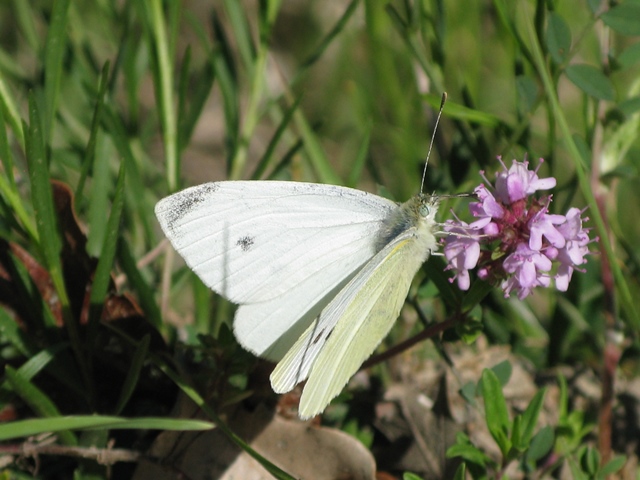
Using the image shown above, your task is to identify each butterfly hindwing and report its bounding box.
[270,207,438,418]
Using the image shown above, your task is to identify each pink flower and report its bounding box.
[443,157,592,299]
[528,209,566,250]
[443,221,481,290]
[554,208,591,291]
[469,184,503,235]
[501,243,552,299]
[495,157,556,203]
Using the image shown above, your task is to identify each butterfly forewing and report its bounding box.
[233,269,354,359]
[155,181,397,358]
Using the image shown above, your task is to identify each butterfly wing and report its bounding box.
[270,211,438,419]
[155,181,397,359]
[232,273,351,360]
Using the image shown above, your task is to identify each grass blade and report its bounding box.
[88,164,125,332]
[113,335,150,415]
[148,0,179,190]
[0,415,214,442]
[5,365,77,445]
[76,62,110,207]
[43,0,70,142]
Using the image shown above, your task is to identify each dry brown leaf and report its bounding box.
[134,399,376,480]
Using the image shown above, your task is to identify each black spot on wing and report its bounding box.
[162,183,219,233]
[236,235,255,251]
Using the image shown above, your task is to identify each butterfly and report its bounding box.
[155,95,448,419]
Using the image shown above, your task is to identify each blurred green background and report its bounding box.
[0,0,639,478]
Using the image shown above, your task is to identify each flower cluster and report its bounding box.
[443,157,593,299]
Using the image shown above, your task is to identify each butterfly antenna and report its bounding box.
[420,92,447,194]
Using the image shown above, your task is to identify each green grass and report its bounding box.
[0,0,639,478]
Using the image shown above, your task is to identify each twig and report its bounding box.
[0,442,141,465]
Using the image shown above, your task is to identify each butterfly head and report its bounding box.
[376,193,440,251]
[416,193,440,222]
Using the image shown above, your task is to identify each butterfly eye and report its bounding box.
[419,204,430,217]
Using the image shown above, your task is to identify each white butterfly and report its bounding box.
[155,182,441,419]
[156,96,449,419]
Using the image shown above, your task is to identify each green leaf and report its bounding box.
[85,134,112,256]
[568,456,590,480]
[460,381,477,406]
[148,0,179,190]
[251,94,302,180]
[100,106,146,224]
[3,248,58,330]
[477,361,512,397]
[113,335,150,415]
[26,93,60,265]
[481,369,511,455]
[25,93,75,335]
[24,346,87,400]
[510,414,523,452]
[423,255,463,309]
[403,473,423,480]
[0,307,34,356]
[262,0,282,28]
[546,13,571,64]
[295,110,342,185]
[456,314,485,344]
[4,366,77,445]
[586,0,600,14]
[572,134,592,167]
[0,415,214,441]
[599,455,626,476]
[76,61,110,207]
[525,425,554,463]
[491,360,512,386]
[0,77,24,146]
[2,343,67,386]
[0,100,37,241]
[118,239,163,328]
[461,279,493,312]
[565,64,615,101]
[581,446,600,475]
[601,4,640,36]
[205,12,239,152]
[617,42,640,69]
[446,443,491,466]
[43,0,70,141]
[0,92,14,185]
[193,272,216,334]
[452,462,466,480]
[298,0,359,72]
[346,125,371,189]
[12,0,39,50]
[516,75,538,113]
[423,93,503,127]
[177,51,215,156]
[88,163,126,332]
[222,0,255,71]
[617,97,640,118]
[519,387,546,445]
